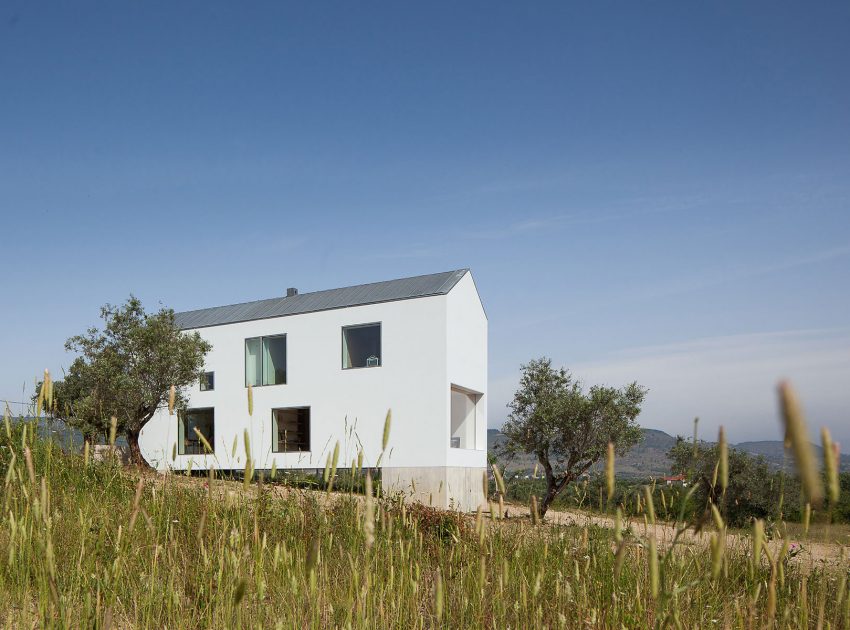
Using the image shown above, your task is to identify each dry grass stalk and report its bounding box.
[364,470,375,549]
[492,464,506,497]
[128,478,144,532]
[718,425,728,493]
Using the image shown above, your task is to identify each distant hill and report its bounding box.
[732,440,850,473]
[488,428,849,479]
[487,428,676,478]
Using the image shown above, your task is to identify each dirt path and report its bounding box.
[535,504,847,570]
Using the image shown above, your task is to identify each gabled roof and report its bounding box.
[174,269,469,330]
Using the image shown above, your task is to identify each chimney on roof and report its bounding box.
[286,287,298,297]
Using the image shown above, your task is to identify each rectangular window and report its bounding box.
[245,335,287,386]
[342,323,381,369]
[245,337,262,386]
[178,408,215,455]
[200,371,214,391]
[450,387,478,449]
[272,407,310,453]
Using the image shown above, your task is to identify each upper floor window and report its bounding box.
[342,323,381,369]
[245,335,287,386]
[200,371,214,391]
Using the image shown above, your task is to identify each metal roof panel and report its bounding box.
[174,269,469,330]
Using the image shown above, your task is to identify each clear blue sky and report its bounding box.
[2,2,849,444]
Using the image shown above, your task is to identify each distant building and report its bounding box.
[662,474,686,486]
[138,269,487,511]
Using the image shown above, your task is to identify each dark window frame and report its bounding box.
[178,407,215,455]
[200,371,214,391]
[341,322,382,370]
[244,333,288,387]
[271,406,311,453]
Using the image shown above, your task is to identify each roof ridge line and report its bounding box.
[175,269,467,316]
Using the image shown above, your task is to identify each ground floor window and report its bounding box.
[272,407,310,453]
[450,387,479,449]
[178,408,214,455]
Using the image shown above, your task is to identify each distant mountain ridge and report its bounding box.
[488,428,850,479]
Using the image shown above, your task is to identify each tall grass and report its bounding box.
[1,384,848,628]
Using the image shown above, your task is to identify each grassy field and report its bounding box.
[1,418,849,628]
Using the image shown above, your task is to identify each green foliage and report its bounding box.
[501,357,646,516]
[31,358,107,442]
[836,472,850,522]
[668,437,806,527]
[63,296,211,464]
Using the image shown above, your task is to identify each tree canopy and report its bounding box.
[63,296,211,465]
[501,357,646,517]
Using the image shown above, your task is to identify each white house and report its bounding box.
[138,269,488,511]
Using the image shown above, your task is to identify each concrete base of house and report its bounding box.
[92,445,131,465]
[382,466,486,512]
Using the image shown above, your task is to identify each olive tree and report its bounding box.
[501,358,646,518]
[65,296,211,466]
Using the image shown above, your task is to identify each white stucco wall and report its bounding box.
[138,270,488,510]
[445,272,487,470]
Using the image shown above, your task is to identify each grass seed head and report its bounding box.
[233,579,247,606]
[648,536,659,599]
[606,442,615,501]
[168,385,175,415]
[323,452,332,485]
[753,518,765,565]
[820,427,839,505]
[24,447,36,485]
[382,408,392,451]
[247,384,253,416]
[710,503,725,531]
[778,381,824,507]
[434,567,444,619]
[193,427,213,454]
[644,486,655,525]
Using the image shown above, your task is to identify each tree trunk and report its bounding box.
[126,429,147,468]
[539,483,560,519]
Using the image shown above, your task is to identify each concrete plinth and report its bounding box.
[382,466,486,512]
